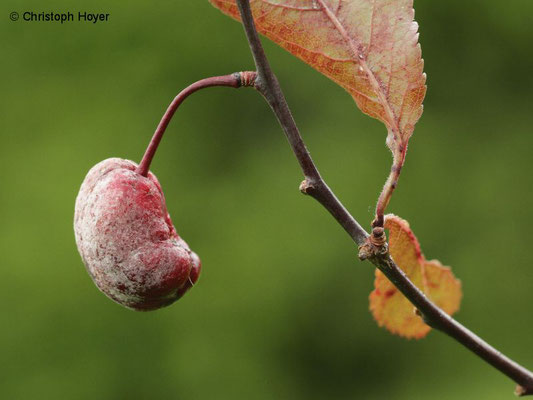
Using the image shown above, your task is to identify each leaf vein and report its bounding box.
[316,0,400,134]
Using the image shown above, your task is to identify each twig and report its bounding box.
[234,0,533,396]
[235,2,368,246]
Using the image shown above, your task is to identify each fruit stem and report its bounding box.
[137,72,257,177]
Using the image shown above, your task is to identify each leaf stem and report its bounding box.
[137,72,256,177]
[373,148,406,228]
[234,0,533,395]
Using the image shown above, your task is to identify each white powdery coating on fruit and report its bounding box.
[74,158,196,310]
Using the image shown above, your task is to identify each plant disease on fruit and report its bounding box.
[74,158,200,311]
[73,73,249,311]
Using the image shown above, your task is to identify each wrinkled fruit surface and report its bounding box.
[74,158,201,311]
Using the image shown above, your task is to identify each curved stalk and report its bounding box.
[137,72,256,177]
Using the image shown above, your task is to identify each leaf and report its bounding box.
[210,0,426,157]
[369,215,462,339]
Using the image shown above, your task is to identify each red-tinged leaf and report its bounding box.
[423,259,462,317]
[369,215,462,339]
[210,0,426,157]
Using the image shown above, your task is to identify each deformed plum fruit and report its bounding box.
[74,158,200,311]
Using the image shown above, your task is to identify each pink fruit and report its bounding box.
[74,158,201,311]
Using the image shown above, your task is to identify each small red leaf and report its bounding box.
[369,215,462,339]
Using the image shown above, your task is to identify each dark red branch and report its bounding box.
[234,0,533,395]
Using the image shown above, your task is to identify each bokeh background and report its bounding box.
[2,1,533,399]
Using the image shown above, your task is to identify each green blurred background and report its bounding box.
[2,1,533,399]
